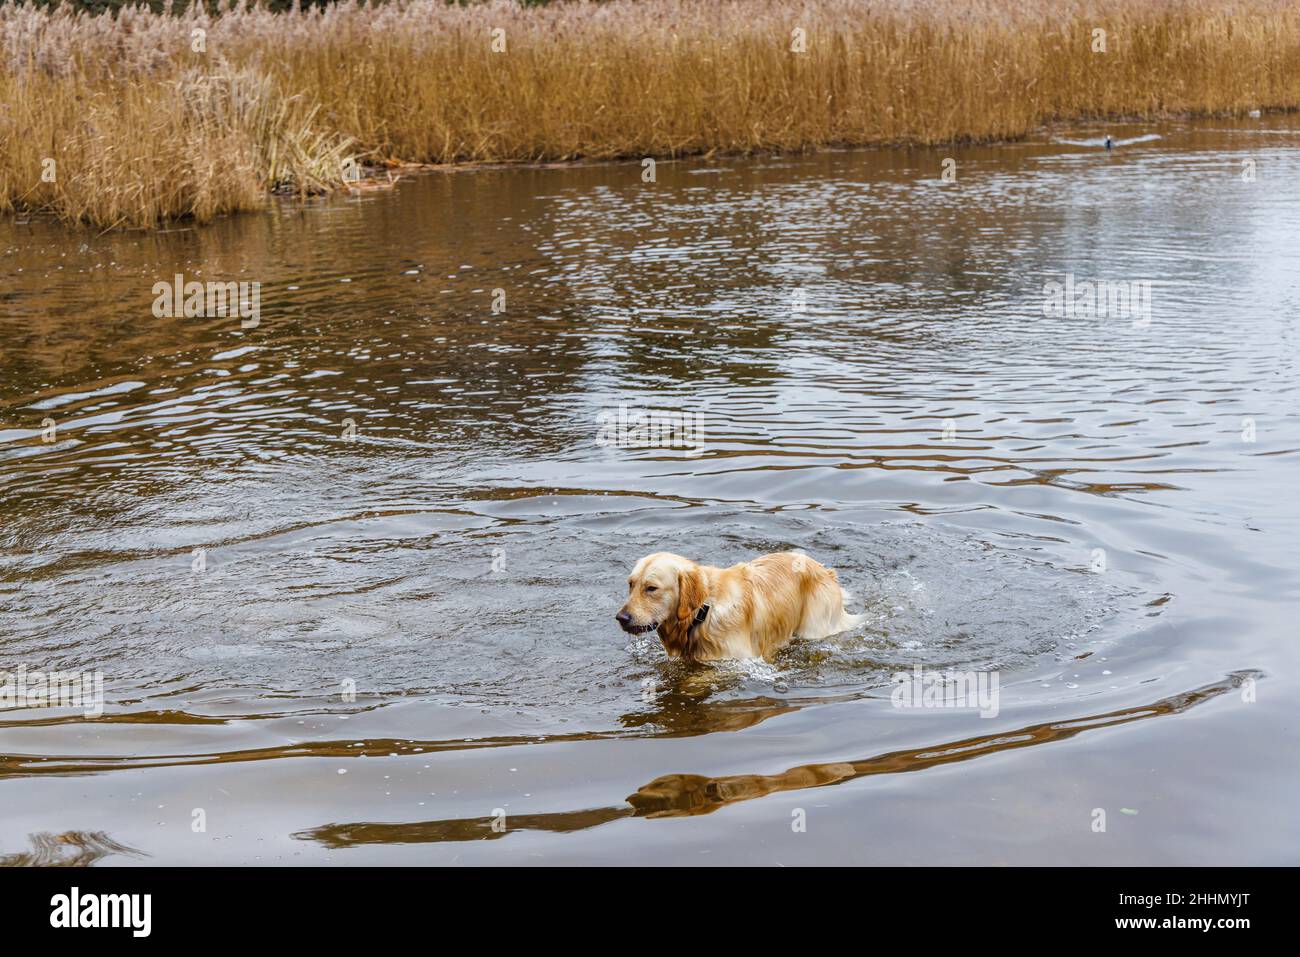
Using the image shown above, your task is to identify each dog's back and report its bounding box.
[737,552,863,656]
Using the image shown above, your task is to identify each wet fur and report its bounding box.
[618,551,863,662]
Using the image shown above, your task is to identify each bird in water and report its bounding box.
[1104,135,1114,150]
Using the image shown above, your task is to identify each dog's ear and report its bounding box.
[676,564,706,625]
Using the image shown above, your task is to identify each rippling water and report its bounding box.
[2,117,1298,865]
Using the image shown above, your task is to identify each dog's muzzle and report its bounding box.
[615,611,657,634]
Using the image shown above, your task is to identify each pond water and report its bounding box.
[1,116,1297,865]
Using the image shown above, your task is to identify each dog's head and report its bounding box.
[616,552,707,636]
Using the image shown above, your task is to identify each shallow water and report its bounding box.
[1,117,1298,865]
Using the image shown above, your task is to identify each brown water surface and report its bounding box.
[1,118,1298,865]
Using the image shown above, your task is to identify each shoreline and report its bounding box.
[392,104,1296,172]
[5,0,1300,229]
[12,106,1292,233]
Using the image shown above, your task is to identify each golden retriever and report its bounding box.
[616,551,863,661]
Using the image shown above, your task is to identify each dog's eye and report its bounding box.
[644,585,657,593]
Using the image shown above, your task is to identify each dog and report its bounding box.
[616,551,863,661]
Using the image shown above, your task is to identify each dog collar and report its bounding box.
[691,604,711,629]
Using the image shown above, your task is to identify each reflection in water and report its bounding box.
[293,671,1257,848]
[0,831,143,867]
[0,687,846,778]
[301,807,633,847]
[626,670,1261,818]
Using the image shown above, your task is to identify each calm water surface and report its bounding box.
[1,117,1297,865]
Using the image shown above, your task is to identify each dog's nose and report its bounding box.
[615,610,631,626]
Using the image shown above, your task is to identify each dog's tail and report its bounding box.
[836,588,866,633]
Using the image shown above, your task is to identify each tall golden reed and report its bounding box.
[3,0,1299,228]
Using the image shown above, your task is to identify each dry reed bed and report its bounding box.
[3,0,1299,228]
